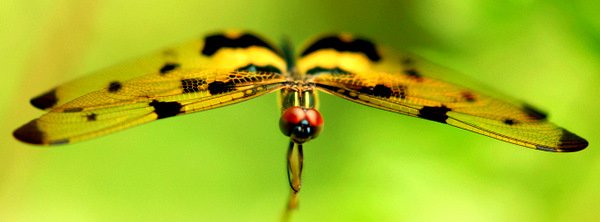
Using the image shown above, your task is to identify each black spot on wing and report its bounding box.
[373,85,393,98]
[306,66,350,75]
[461,91,476,102]
[557,129,588,151]
[207,81,236,95]
[13,119,78,145]
[30,89,58,110]
[523,104,547,120]
[86,113,97,121]
[108,81,122,93]
[235,64,282,73]
[181,78,207,94]
[13,120,46,144]
[418,105,451,123]
[359,84,396,99]
[503,118,516,125]
[536,129,588,152]
[160,63,180,75]
[13,120,69,145]
[301,36,381,62]
[404,69,423,81]
[201,33,278,56]
[149,100,183,119]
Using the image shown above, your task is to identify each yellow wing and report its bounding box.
[298,33,588,152]
[15,31,288,145]
[29,30,286,110]
[15,70,286,145]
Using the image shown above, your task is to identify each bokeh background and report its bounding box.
[1,0,598,221]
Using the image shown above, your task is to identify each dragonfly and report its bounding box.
[13,30,588,219]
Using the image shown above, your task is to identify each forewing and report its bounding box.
[14,69,286,145]
[30,30,287,110]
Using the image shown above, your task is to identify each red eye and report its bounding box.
[279,107,324,144]
[304,109,323,127]
[281,107,306,125]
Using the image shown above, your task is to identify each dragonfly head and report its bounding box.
[279,106,323,144]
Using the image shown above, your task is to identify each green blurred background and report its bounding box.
[1,0,598,221]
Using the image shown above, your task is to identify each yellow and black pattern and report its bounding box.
[14,31,588,152]
[311,72,584,151]
[29,30,285,110]
[297,33,587,151]
[15,69,286,145]
[15,30,287,145]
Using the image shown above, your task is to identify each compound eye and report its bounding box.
[304,109,323,127]
[279,107,324,144]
